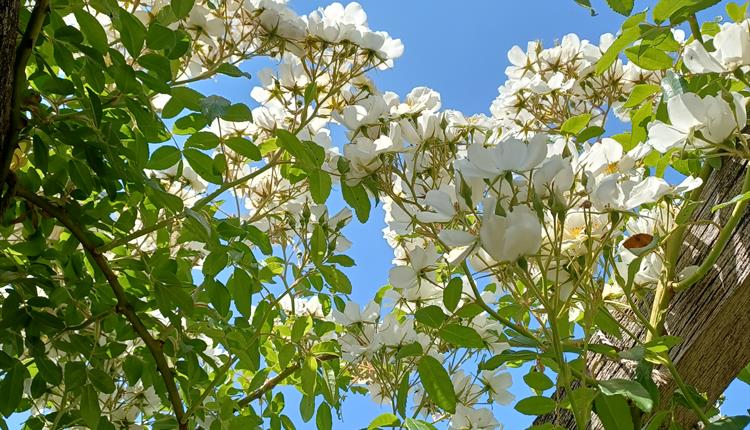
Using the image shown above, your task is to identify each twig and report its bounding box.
[236,354,338,407]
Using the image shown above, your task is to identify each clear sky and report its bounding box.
[9,1,749,429]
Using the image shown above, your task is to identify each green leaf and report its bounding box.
[137,53,173,81]
[573,0,597,15]
[184,148,222,184]
[309,170,332,204]
[228,269,254,318]
[624,46,673,70]
[598,379,653,412]
[35,356,62,386]
[216,63,251,79]
[577,126,606,142]
[396,373,410,418]
[653,0,721,23]
[443,277,463,312]
[394,342,424,359]
[414,305,446,329]
[291,316,312,342]
[116,9,146,57]
[224,136,261,160]
[123,356,143,385]
[74,10,109,53]
[705,416,750,429]
[172,0,196,19]
[301,355,317,397]
[594,394,634,430]
[341,182,370,223]
[403,419,438,430]
[606,0,634,15]
[514,396,556,415]
[174,113,210,134]
[299,395,315,423]
[64,361,87,391]
[304,82,318,106]
[712,191,750,212]
[89,368,116,394]
[438,324,485,348]
[623,84,661,108]
[560,113,592,135]
[147,146,181,170]
[147,23,176,51]
[737,362,750,384]
[311,224,327,266]
[221,104,253,122]
[200,95,231,122]
[186,131,220,150]
[316,402,332,430]
[319,266,352,294]
[208,281,231,318]
[524,371,554,391]
[417,356,456,413]
[368,413,400,430]
[596,15,645,74]
[727,2,748,22]
[0,362,28,417]
[80,385,101,429]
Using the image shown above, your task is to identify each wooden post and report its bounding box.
[536,159,750,429]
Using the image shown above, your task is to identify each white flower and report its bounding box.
[713,20,750,71]
[333,301,380,325]
[647,93,746,152]
[450,405,502,430]
[388,244,440,290]
[479,202,542,262]
[455,134,547,179]
[481,369,515,406]
[591,175,672,211]
[683,40,725,73]
[417,188,457,223]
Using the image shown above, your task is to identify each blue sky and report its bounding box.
[9,1,749,429]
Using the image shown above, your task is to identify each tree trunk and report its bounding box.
[536,159,750,429]
[0,0,20,143]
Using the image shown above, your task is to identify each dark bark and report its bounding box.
[0,0,20,152]
[536,159,750,429]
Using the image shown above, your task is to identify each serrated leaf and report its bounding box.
[606,0,634,15]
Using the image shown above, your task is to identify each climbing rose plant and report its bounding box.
[0,0,749,429]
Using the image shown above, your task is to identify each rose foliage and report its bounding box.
[1,0,750,429]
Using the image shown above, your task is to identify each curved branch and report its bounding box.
[236,353,338,408]
[14,183,188,429]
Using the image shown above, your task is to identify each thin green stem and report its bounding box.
[98,156,283,253]
[675,165,750,291]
